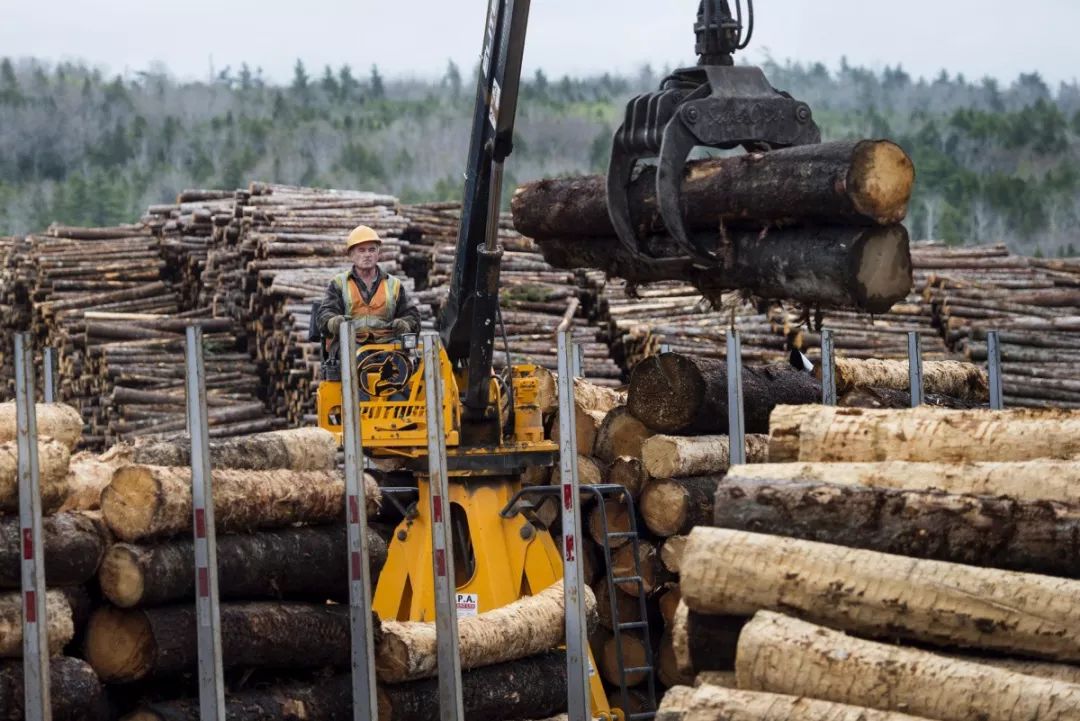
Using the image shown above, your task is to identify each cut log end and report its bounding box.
[100,466,158,542]
[627,356,702,434]
[84,606,154,682]
[852,224,914,314]
[849,140,916,224]
[98,545,145,608]
[640,481,689,538]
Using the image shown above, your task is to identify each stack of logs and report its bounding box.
[657,402,1080,721]
[536,351,993,705]
[0,401,112,720]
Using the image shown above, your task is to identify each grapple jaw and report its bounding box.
[606,4,821,269]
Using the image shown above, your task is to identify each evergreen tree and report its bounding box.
[370,65,384,99]
[291,59,310,97]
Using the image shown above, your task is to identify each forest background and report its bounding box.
[1,56,1077,257]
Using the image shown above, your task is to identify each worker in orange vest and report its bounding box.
[317,225,421,352]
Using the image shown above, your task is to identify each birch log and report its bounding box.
[824,358,989,401]
[0,590,73,657]
[641,434,769,478]
[0,402,83,451]
[0,439,70,514]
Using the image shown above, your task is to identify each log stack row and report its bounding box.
[0,401,110,720]
[654,402,1080,721]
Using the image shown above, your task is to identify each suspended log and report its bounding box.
[723,460,1080,505]
[0,656,109,721]
[0,439,71,514]
[681,528,1080,661]
[84,601,358,682]
[628,356,820,435]
[0,590,73,657]
[128,427,338,470]
[99,524,387,607]
[769,405,1080,462]
[376,580,594,682]
[511,140,915,237]
[737,611,1080,721]
[671,600,743,675]
[641,476,723,538]
[676,686,935,721]
[594,407,655,463]
[825,357,988,401]
[641,434,769,478]
[0,512,106,588]
[0,402,83,451]
[101,465,380,542]
[712,477,1080,577]
[533,225,913,313]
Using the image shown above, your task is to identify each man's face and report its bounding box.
[349,242,380,272]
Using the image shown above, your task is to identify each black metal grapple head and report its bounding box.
[606,0,821,269]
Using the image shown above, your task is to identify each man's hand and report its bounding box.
[327,315,346,336]
[391,318,411,336]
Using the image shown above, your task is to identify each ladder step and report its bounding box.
[617,621,648,630]
[611,576,644,585]
[622,665,654,674]
[606,531,639,539]
[627,713,656,721]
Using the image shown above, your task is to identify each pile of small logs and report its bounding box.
[656,402,1080,721]
[0,402,112,720]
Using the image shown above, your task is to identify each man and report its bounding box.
[317,224,421,353]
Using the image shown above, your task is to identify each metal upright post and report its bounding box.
[339,322,379,721]
[987,330,1004,410]
[184,326,226,721]
[820,330,837,406]
[42,347,58,404]
[421,332,464,721]
[572,341,585,379]
[557,328,591,721]
[908,331,924,407]
[15,333,50,721]
[726,330,746,466]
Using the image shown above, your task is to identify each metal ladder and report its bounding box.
[586,484,658,721]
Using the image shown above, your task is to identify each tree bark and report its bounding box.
[671,600,744,675]
[0,439,71,514]
[101,464,380,542]
[677,686,935,721]
[0,590,73,657]
[84,601,363,682]
[641,434,769,479]
[0,402,83,451]
[511,140,915,237]
[533,225,913,313]
[376,580,595,682]
[723,460,1080,505]
[681,528,1080,661]
[711,477,1080,577]
[0,656,109,721]
[124,658,569,721]
[594,407,655,463]
[768,405,1080,462]
[128,427,339,471]
[641,476,724,538]
[99,524,387,607]
[0,512,106,588]
[826,358,988,401]
[737,611,1080,721]
[629,356,820,435]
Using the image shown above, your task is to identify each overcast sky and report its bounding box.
[2,0,1077,87]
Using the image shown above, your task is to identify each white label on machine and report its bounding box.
[456,593,479,616]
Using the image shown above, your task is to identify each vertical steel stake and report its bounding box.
[340,322,378,721]
[820,330,837,406]
[15,333,50,721]
[42,347,58,404]
[726,330,746,466]
[572,341,585,379]
[557,328,591,721]
[987,330,1004,410]
[421,332,464,721]
[184,326,226,721]
[908,332,924,407]
[659,343,671,354]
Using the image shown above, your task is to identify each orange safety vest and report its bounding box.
[328,271,401,346]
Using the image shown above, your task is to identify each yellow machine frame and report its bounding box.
[317,340,618,720]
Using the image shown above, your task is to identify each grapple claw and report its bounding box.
[656,114,708,262]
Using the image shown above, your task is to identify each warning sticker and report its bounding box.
[456,593,479,617]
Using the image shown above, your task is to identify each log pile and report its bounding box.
[0,403,110,720]
[650,401,1080,719]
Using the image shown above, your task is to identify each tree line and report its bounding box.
[0,56,1077,256]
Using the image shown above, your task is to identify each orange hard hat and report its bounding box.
[346,225,382,252]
